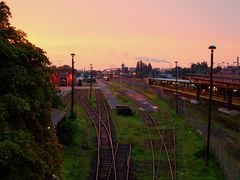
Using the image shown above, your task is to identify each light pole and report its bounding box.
[206,45,216,166]
[120,72,122,84]
[70,53,75,118]
[90,64,93,100]
[175,61,178,114]
[132,72,136,88]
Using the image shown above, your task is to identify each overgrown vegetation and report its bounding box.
[63,105,96,180]
[0,2,62,179]
[56,117,75,146]
[109,81,225,179]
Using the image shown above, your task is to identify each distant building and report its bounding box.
[128,67,136,73]
[221,66,240,75]
[51,66,77,86]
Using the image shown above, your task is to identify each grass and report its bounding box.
[108,80,225,180]
[142,91,225,179]
[63,105,96,180]
[88,89,97,109]
[62,81,226,179]
[111,93,155,179]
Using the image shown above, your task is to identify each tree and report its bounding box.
[0,2,62,179]
[135,61,152,78]
[191,61,209,74]
[214,65,222,74]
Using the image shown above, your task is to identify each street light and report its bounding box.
[206,45,216,166]
[132,72,136,88]
[89,64,92,99]
[120,72,122,84]
[175,61,178,113]
[70,53,75,119]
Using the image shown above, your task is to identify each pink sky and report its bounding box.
[7,0,240,70]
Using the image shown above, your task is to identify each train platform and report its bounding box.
[153,85,240,110]
[218,107,240,115]
[96,79,122,109]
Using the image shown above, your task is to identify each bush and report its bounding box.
[56,118,74,146]
[116,105,133,116]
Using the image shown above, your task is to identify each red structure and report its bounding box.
[188,73,240,110]
[51,68,77,86]
[188,74,240,89]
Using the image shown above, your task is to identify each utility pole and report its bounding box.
[132,72,136,88]
[206,45,216,166]
[70,53,75,119]
[90,64,93,100]
[175,61,178,113]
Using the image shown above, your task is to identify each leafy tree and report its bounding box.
[0,2,62,179]
[213,65,222,74]
[135,61,152,78]
[191,61,209,74]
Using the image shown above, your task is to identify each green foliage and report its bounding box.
[52,90,65,109]
[63,106,96,180]
[0,130,47,180]
[136,61,152,78]
[56,118,74,146]
[0,2,62,179]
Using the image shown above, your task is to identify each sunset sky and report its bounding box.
[7,0,240,70]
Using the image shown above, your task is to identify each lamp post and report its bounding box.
[175,61,178,113]
[132,72,136,88]
[206,45,216,166]
[120,72,122,84]
[90,64,93,100]
[70,53,75,118]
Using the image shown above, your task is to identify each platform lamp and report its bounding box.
[175,61,178,113]
[70,53,75,119]
[206,45,216,166]
[132,72,136,88]
[120,72,122,84]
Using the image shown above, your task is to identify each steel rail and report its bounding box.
[140,111,174,180]
[80,89,116,180]
[79,90,100,180]
[126,144,132,180]
[81,96,116,179]
[95,89,117,180]
[159,107,176,180]
[139,111,156,180]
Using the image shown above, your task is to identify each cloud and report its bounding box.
[135,56,170,64]
[118,51,129,60]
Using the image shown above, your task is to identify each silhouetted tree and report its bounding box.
[214,65,222,74]
[135,61,152,78]
[191,61,209,74]
[0,2,62,179]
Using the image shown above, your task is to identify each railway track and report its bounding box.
[79,89,115,180]
[139,110,176,180]
[95,89,133,180]
[102,79,176,179]
[107,143,132,180]
[94,89,117,180]
[157,106,176,180]
[80,89,132,180]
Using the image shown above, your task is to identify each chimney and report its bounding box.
[237,57,239,67]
